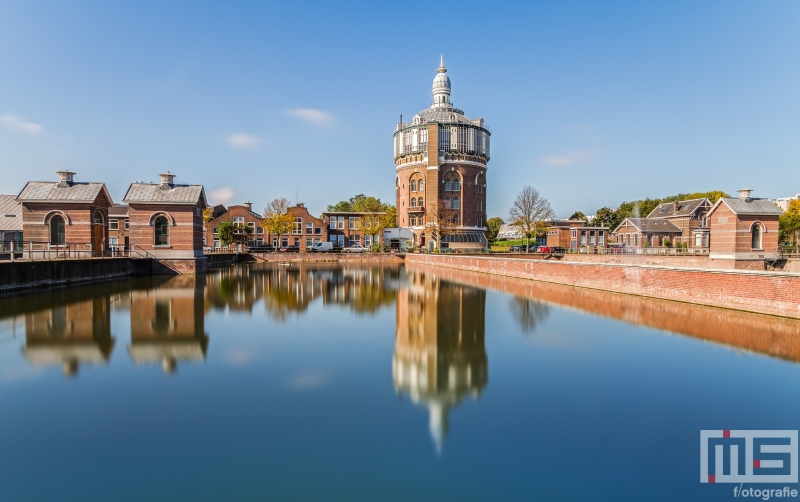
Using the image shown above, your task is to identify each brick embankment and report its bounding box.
[250,252,405,264]
[405,254,800,319]
[406,262,800,362]
[0,258,134,293]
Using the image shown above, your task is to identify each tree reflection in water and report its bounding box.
[509,296,551,335]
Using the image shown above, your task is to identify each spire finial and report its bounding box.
[437,55,447,73]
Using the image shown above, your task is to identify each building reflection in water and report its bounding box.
[128,276,208,374]
[22,298,115,376]
[393,271,488,452]
[509,296,550,334]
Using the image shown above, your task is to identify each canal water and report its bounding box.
[1,263,799,501]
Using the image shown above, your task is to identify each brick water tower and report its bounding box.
[393,58,490,250]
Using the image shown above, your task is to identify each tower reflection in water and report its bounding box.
[393,271,487,452]
[22,297,115,377]
[128,276,208,374]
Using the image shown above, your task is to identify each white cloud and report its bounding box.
[539,151,592,167]
[285,108,334,126]
[227,133,261,148]
[209,187,235,205]
[0,115,43,134]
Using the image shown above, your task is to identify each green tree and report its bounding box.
[217,221,235,246]
[487,217,504,243]
[569,211,587,221]
[593,207,617,229]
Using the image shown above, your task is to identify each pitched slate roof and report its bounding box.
[123,183,206,206]
[614,218,682,234]
[108,204,129,217]
[710,197,784,216]
[647,198,710,218]
[16,181,111,203]
[0,195,23,231]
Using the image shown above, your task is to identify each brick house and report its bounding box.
[202,204,227,247]
[266,203,326,252]
[323,211,385,249]
[546,219,608,251]
[122,172,207,273]
[0,194,23,252]
[16,171,114,256]
[613,218,683,248]
[645,198,711,249]
[108,204,129,252]
[707,189,783,268]
[206,201,265,249]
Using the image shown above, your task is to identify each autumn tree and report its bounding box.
[426,200,459,249]
[780,199,800,252]
[262,197,293,242]
[508,186,555,251]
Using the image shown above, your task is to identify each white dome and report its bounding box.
[432,72,450,92]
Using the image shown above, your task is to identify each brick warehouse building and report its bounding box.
[16,171,114,256]
[122,172,207,273]
[206,201,265,249]
[393,59,490,251]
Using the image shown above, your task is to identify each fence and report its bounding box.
[0,241,136,261]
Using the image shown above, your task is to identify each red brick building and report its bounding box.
[206,201,264,250]
[707,189,783,268]
[266,203,326,252]
[322,211,385,249]
[108,204,129,252]
[16,171,114,256]
[122,172,207,273]
[546,220,608,251]
[645,198,711,249]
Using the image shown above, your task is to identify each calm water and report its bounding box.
[1,263,800,501]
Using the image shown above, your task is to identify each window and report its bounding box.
[419,180,424,191]
[751,224,762,249]
[589,230,596,246]
[213,239,220,248]
[445,196,451,208]
[477,217,483,227]
[571,229,577,238]
[233,216,244,225]
[453,179,460,191]
[292,218,302,235]
[477,200,483,211]
[365,235,371,247]
[109,237,119,247]
[338,217,344,230]
[247,222,255,231]
[695,233,702,247]
[444,179,451,191]
[124,220,129,231]
[281,237,289,247]
[154,216,169,246]
[314,227,321,235]
[330,217,336,229]
[418,197,424,206]
[50,215,65,245]
[306,238,312,248]
[411,180,417,192]
[213,226,219,234]
[256,227,264,234]
[93,211,104,224]
[109,219,119,230]
[349,217,358,229]
[598,231,605,246]
[580,231,587,246]
[410,216,416,226]
[452,196,460,209]
[306,222,313,235]
[410,198,416,207]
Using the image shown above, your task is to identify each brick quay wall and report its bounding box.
[405,254,800,319]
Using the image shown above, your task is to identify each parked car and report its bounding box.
[279,245,300,253]
[309,242,334,252]
[509,245,523,252]
[344,243,368,253]
[537,246,551,253]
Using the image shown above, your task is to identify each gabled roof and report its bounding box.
[16,181,112,204]
[613,218,682,234]
[708,197,784,216]
[0,195,22,231]
[209,205,263,221]
[123,183,207,206]
[108,204,129,217]
[646,198,710,219]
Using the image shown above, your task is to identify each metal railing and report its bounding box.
[0,241,113,261]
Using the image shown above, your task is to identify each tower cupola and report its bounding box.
[431,56,452,109]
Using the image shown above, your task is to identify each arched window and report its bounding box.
[452,196,460,209]
[417,197,424,206]
[452,179,460,191]
[444,179,451,191]
[477,200,483,211]
[93,211,104,224]
[50,215,65,245]
[154,216,169,246]
[451,214,460,225]
[751,223,763,249]
[445,196,451,208]
[411,180,417,192]
[410,198,416,207]
[418,180,424,191]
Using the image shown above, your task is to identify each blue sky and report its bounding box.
[1,1,798,218]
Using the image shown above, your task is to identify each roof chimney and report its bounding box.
[56,170,75,188]
[158,172,175,190]
[672,201,678,213]
[738,188,752,202]
[243,200,252,211]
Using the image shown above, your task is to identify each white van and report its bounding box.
[309,241,334,252]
